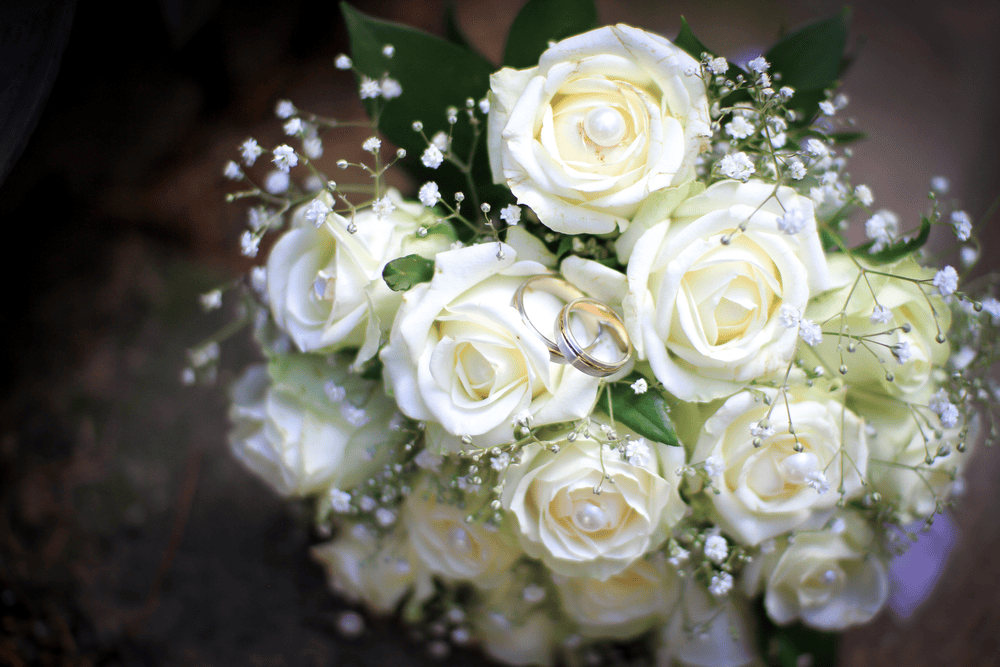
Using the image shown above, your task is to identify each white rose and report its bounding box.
[624,179,831,402]
[852,389,976,523]
[805,255,950,400]
[692,387,867,545]
[380,242,601,451]
[266,189,449,366]
[657,580,756,667]
[501,426,687,579]
[311,524,433,613]
[744,512,890,630]
[554,555,681,639]
[472,578,565,667]
[403,480,522,588]
[488,24,711,235]
[227,353,404,497]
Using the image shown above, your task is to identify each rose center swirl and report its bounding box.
[584,106,627,147]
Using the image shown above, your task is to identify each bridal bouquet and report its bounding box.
[201,1,999,665]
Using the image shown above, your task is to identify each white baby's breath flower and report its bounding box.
[334,54,352,69]
[478,97,490,114]
[787,158,806,180]
[362,136,381,154]
[951,211,972,241]
[329,489,352,513]
[223,160,243,180]
[200,289,222,311]
[631,378,648,394]
[709,572,733,597]
[703,455,725,478]
[778,207,807,234]
[381,44,395,58]
[854,184,873,206]
[414,449,443,472]
[805,470,830,494]
[804,138,828,157]
[500,204,521,226]
[778,304,800,328]
[359,76,381,99]
[490,452,511,471]
[747,56,769,73]
[431,131,449,151]
[240,137,263,166]
[724,116,754,139]
[704,535,728,564]
[707,56,728,75]
[372,196,396,219]
[933,265,959,296]
[264,170,289,194]
[380,76,402,100]
[981,297,1000,324]
[668,547,689,567]
[250,266,267,296]
[624,438,651,467]
[303,199,331,227]
[961,246,979,267]
[819,100,836,116]
[421,145,444,169]
[719,152,755,181]
[283,117,303,136]
[418,182,441,207]
[938,403,960,428]
[241,231,260,258]
[272,144,298,172]
[870,304,892,324]
[303,136,323,159]
[779,86,795,99]
[797,319,823,346]
[865,210,898,251]
[275,99,295,119]
[891,341,914,364]
[930,175,950,193]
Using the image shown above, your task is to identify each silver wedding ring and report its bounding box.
[557,298,633,377]
[512,275,587,363]
[512,276,633,378]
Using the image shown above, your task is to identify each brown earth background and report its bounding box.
[1,0,999,665]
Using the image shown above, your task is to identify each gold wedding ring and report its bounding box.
[556,298,633,377]
[512,275,587,363]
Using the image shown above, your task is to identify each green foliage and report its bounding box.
[853,215,932,264]
[383,254,435,291]
[765,9,851,119]
[755,600,839,667]
[597,375,680,446]
[503,0,598,69]
[341,3,499,204]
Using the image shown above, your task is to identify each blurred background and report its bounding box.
[1,0,998,665]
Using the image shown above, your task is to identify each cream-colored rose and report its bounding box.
[657,580,756,667]
[471,575,566,667]
[555,555,681,639]
[488,24,710,235]
[851,388,976,523]
[805,255,950,401]
[311,524,433,613]
[501,426,686,579]
[692,387,867,546]
[266,189,448,366]
[744,513,889,630]
[227,353,404,497]
[380,242,601,452]
[624,179,831,402]
[403,480,521,588]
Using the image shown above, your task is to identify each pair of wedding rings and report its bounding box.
[511,275,633,378]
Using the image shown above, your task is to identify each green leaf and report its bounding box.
[596,375,679,446]
[383,254,435,291]
[854,215,932,264]
[341,3,498,206]
[674,16,712,61]
[503,0,598,69]
[755,600,838,667]
[765,9,850,119]
[827,130,867,145]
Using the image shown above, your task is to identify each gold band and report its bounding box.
[556,298,633,377]
[511,275,586,363]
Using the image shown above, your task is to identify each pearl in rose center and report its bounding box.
[584,106,627,147]
[572,502,608,532]
[777,452,819,485]
[821,569,838,585]
[449,527,472,553]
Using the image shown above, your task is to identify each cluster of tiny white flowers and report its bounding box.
[719,152,755,181]
[933,266,959,297]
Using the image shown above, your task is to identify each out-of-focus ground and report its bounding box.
[1,1,998,665]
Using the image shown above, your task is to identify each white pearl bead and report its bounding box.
[584,106,627,147]
[778,452,819,485]
[449,527,472,553]
[572,502,607,532]
[821,569,838,585]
